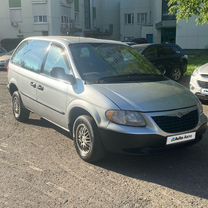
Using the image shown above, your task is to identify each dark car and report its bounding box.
[0,47,7,56]
[0,50,14,70]
[122,41,137,46]
[132,38,148,44]
[132,43,188,81]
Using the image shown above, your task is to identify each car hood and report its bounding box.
[92,80,197,112]
[198,63,208,74]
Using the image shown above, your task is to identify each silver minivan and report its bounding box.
[8,36,207,162]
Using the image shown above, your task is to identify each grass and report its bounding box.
[186,52,208,76]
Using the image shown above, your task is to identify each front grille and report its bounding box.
[152,110,198,133]
[198,80,208,88]
[201,74,208,78]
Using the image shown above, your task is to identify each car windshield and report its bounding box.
[69,43,163,83]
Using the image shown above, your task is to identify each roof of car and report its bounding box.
[132,43,152,48]
[24,36,125,45]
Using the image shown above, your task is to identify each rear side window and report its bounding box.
[143,46,157,59]
[11,40,49,73]
[158,46,175,56]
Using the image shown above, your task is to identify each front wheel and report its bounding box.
[12,91,30,122]
[73,115,105,163]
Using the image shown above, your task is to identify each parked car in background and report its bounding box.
[8,36,207,163]
[132,43,188,81]
[0,47,7,56]
[190,63,208,100]
[122,41,137,46]
[131,38,148,44]
[0,50,13,70]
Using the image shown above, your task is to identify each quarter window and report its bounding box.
[11,40,49,73]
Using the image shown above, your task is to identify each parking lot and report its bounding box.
[1,71,208,208]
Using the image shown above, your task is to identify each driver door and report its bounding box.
[37,43,73,129]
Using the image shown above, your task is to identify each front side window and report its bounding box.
[43,44,72,78]
[70,43,162,83]
[11,40,49,73]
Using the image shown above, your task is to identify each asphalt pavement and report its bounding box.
[0,71,208,208]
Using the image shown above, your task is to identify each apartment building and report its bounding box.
[120,0,208,49]
[90,0,120,40]
[0,0,92,41]
[120,0,176,43]
[1,0,208,49]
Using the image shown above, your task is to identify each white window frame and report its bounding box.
[34,15,48,24]
[125,13,134,25]
[137,13,147,25]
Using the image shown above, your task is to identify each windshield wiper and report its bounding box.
[98,73,166,83]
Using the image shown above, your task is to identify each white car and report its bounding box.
[190,63,208,100]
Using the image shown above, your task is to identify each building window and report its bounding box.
[61,16,70,24]
[9,0,21,8]
[34,15,48,23]
[137,13,147,25]
[10,9,22,23]
[75,12,79,23]
[74,0,79,12]
[84,0,91,29]
[32,0,47,3]
[93,7,96,19]
[162,0,175,20]
[125,13,134,25]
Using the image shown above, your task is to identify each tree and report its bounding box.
[167,0,208,24]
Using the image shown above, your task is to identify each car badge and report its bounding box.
[176,112,185,118]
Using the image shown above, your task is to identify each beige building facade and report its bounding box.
[120,0,208,49]
[0,0,92,40]
[1,0,208,49]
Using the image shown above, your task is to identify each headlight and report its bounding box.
[197,100,203,114]
[106,110,146,127]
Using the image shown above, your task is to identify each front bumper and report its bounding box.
[99,123,207,154]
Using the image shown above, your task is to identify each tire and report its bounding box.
[12,91,30,122]
[182,60,188,71]
[169,67,182,81]
[73,115,105,163]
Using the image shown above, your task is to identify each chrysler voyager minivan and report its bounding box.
[7,36,207,162]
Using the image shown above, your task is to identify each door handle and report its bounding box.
[30,82,36,88]
[37,85,44,91]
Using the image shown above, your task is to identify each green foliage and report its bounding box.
[186,52,208,75]
[167,0,208,24]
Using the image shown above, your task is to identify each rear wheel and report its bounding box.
[169,67,182,81]
[73,115,105,163]
[12,91,30,122]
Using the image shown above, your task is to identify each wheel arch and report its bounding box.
[9,81,18,96]
[68,104,102,135]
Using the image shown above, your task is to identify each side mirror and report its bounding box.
[50,67,76,85]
